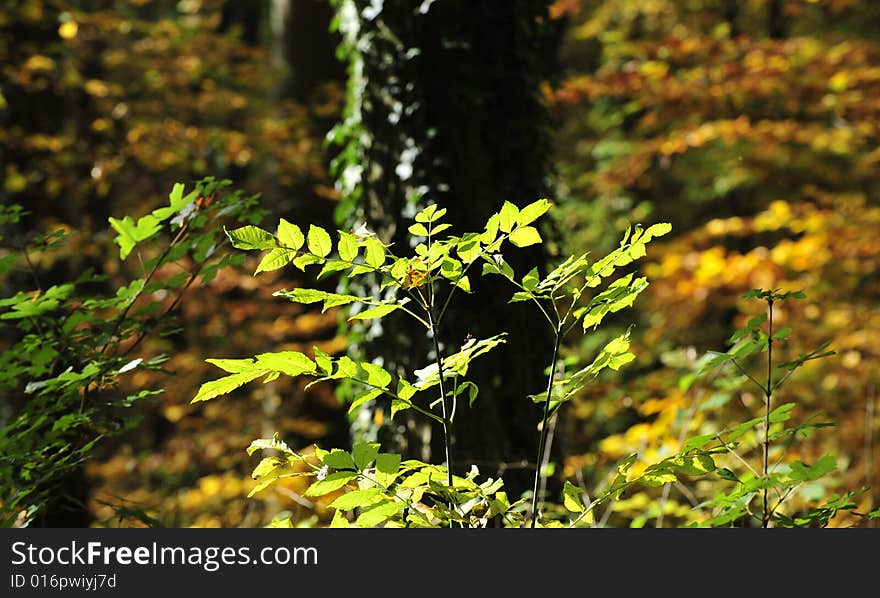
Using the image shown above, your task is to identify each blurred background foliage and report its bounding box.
[1,0,877,527]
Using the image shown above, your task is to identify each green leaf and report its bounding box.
[307,224,332,257]
[509,291,533,303]
[408,223,429,236]
[509,226,542,248]
[772,327,793,340]
[517,198,552,226]
[769,402,796,423]
[338,231,358,262]
[255,248,293,274]
[355,501,401,527]
[108,215,157,260]
[255,351,316,377]
[192,370,265,402]
[329,510,350,528]
[440,257,463,279]
[303,471,359,497]
[226,225,277,250]
[456,234,481,263]
[390,399,410,419]
[317,260,351,280]
[364,238,385,268]
[353,442,380,470]
[643,222,672,241]
[684,433,716,451]
[455,276,471,293]
[205,357,259,374]
[716,468,740,482]
[361,363,392,388]
[251,456,284,479]
[563,480,585,513]
[277,219,305,250]
[376,453,401,487]
[348,388,384,414]
[323,449,357,471]
[522,267,540,291]
[499,201,519,233]
[247,435,294,456]
[349,303,399,321]
[481,213,500,244]
[415,204,439,223]
[313,347,332,375]
[672,454,716,476]
[329,488,383,510]
[293,253,324,270]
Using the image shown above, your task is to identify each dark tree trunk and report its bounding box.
[334,0,563,499]
[768,0,788,39]
[722,0,739,38]
[220,0,265,46]
[276,0,346,101]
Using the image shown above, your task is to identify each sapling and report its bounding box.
[193,199,671,528]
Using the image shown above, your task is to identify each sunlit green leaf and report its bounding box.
[277,219,305,250]
[307,224,332,257]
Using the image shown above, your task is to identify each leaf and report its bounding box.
[684,433,716,451]
[307,225,332,257]
[226,225,277,250]
[293,253,323,270]
[338,231,358,262]
[456,234,481,263]
[255,248,293,274]
[322,449,357,471]
[247,435,294,456]
[317,260,352,280]
[415,204,440,223]
[349,303,400,321]
[509,291,533,303]
[353,442,380,470]
[117,358,143,374]
[192,370,264,402]
[361,363,392,388]
[563,480,585,513]
[303,471,359,497]
[313,347,332,375]
[277,219,305,250]
[522,267,540,291]
[376,453,401,487]
[251,457,284,479]
[255,351,316,377]
[509,226,542,248]
[355,501,401,527]
[265,517,294,528]
[499,201,519,233]
[517,198,552,226]
[672,454,716,476]
[109,215,161,259]
[716,468,740,482]
[348,388,384,414]
[364,238,385,268]
[643,222,672,241]
[769,402,796,423]
[408,223,429,236]
[329,488,383,510]
[329,510,350,528]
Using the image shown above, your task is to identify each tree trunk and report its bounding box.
[332,0,563,499]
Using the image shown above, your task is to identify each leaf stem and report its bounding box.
[530,322,563,528]
[427,308,454,491]
[762,299,774,529]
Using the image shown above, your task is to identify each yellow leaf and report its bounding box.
[58,21,79,40]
